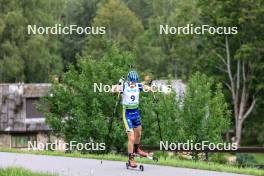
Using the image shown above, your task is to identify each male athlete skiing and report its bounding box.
[113,71,153,168]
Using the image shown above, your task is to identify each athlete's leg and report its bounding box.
[127,131,135,154]
[127,131,137,167]
[123,109,134,154]
[122,107,137,167]
[134,126,142,144]
[134,126,148,157]
[132,109,142,145]
[131,109,147,157]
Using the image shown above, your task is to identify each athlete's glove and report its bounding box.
[149,79,153,86]
[119,76,125,85]
[118,76,125,94]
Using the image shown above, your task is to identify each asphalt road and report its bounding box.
[0,152,251,176]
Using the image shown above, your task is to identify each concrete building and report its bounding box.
[0,83,55,149]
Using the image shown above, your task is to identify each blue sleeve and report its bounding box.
[138,83,143,92]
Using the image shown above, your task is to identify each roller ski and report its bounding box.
[135,146,159,162]
[126,153,144,171]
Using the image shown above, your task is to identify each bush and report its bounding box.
[153,151,170,159]
[236,153,257,166]
[210,153,228,164]
[40,43,133,152]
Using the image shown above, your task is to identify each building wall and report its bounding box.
[0,83,51,133]
[0,132,65,151]
[0,134,11,148]
[0,83,55,149]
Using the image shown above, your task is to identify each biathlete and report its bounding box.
[113,71,153,168]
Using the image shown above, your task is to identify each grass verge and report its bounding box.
[0,167,55,176]
[254,154,264,164]
[0,148,263,176]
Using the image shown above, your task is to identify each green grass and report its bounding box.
[254,154,264,164]
[0,167,55,176]
[0,148,264,176]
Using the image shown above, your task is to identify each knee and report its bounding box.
[135,132,141,139]
[128,134,135,143]
[134,127,142,137]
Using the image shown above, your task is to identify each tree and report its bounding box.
[140,73,230,153]
[123,0,154,26]
[197,0,264,145]
[180,72,230,146]
[60,0,101,66]
[91,0,144,50]
[134,0,202,79]
[0,0,64,83]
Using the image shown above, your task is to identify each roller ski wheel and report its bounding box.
[146,154,159,162]
[152,156,159,162]
[139,165,144,171]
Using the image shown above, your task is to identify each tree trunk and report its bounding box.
[235,118,243,145]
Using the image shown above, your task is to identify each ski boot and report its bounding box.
[135,147,159,162]
[126,153,144,171]
[136,147,148,157]
[127,153,137,168]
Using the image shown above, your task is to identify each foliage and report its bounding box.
[196,0,264,145]
[92,0,144,50]
[134,0,203,79]
[40,43,133,151]
[179,72,230,143]
[209,153,228,164]
[41,59,230,153]
[60,0,101,65]
[0,0,63,82]
[141,73,230,147]
[236,153,257,166]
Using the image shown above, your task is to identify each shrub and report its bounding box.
[236,153,257,166]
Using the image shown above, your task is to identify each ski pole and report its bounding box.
[106,77,124,151]
[148,79,163,142]
[113,93,120,117]
[152,92,163,142]
[152,91,167,158]
[109,78,124,128]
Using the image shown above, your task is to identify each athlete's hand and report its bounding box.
[143,75,150,82]
[143,75,153,86]
[119,76,125,85]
